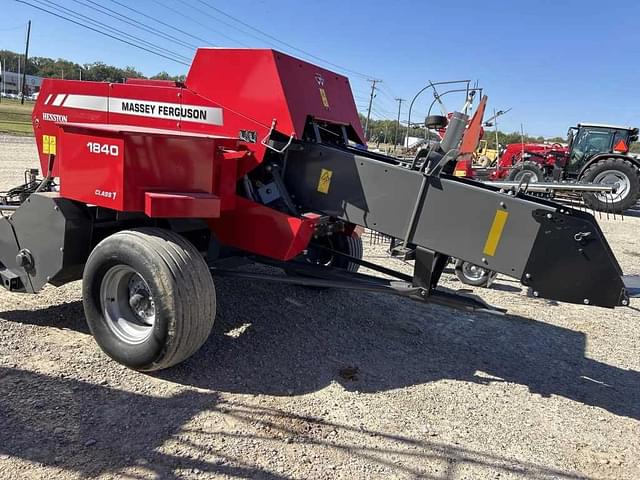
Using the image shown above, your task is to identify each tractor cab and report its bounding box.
[566,123,639,176]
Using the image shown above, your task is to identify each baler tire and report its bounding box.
[285,231,363,282]
[506,161,545,183]
[82,228,216,371]
[580,158,639,213]
[336,233,363,273]
[454,259,492,287]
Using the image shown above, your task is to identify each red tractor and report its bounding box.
[455,123,640,212]
[488,142,569,182]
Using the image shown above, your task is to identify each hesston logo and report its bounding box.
[42,112,68,123]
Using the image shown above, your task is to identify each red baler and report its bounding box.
[0,48,634,371]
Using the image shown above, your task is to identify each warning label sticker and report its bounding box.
[319,88,330,109]
[42,135,57,155]
[317,168,333,194]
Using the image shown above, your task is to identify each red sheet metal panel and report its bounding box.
[207,198,319,261]
[144,192,221,218]
[56,123,235,214]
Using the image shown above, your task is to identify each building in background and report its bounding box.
[1,71,42,96]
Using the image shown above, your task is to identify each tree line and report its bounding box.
[0,49,185,83]
[361,115,567,148]
[4,49,635,152]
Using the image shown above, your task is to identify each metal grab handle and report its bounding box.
[260,119,295,154]
[516,175,531,193]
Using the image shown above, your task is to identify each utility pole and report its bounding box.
[393,98,404,150]
[20,20,31,104]
[79,67,82,81]
[493,108,499,152]
[0,59,3,104]
[364,79,381,142]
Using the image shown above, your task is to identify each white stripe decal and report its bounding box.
[44,94,53,105]
[52,95,66,107]
[63,94,108,112]
[59,94,223,125]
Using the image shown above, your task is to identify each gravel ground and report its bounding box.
[0,135,638,480]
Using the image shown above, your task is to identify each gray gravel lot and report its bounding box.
[0,135,638,479]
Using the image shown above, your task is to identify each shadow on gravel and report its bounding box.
[2,272,639,422]
[160,274,640,421]
[0,301,89,333]
[0,367,287,479]
[0,367,594,479]
[620,200,640,218]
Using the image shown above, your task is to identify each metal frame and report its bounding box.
[211,251,504,314]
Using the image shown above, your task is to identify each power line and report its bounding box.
[173,0,268,47]
[14,0,190,66]
[71,0,199,51]
[193,0,374,80]
[34,0,191,63]
[107,0,219,47]
[150,0,252,47]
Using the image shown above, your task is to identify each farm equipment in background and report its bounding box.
[475,139,500,166]
[455,123,640,213]
[0,48,637,371]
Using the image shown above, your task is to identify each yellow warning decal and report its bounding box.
[319,88,330,108]
[483,209,509,256]
[317,168,333,194]
[42,135,57,155]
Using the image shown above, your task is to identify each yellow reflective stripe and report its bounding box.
[483,210,509,256]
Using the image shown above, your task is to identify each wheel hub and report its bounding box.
[100,265,156,345]
[593,169,630,204]
[462,262,487,281]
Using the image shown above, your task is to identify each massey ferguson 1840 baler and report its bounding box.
[0,48,636,371]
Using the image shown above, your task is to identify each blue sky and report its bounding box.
[2,0,639,137]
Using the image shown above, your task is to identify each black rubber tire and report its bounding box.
[82,228,216,371]
[332,233,363,273]
[506,161,545,183]
[286,231,363,279]
[580,158,640,213]
[454,259,491,287]
[425,115,448,130]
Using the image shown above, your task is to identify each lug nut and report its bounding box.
[15,249,34,269]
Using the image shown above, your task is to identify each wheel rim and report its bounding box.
[100,265,156,345]
[513,170,539,182]
[462,262,488,281]
[592,169,630,204]
[305,236,336,266]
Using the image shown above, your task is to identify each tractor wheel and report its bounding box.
[454,259,493,287]
[581,158,640,213]
[82,228,216,371]
[506,161,545,183]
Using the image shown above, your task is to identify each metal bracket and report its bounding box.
[261,119,295,154]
